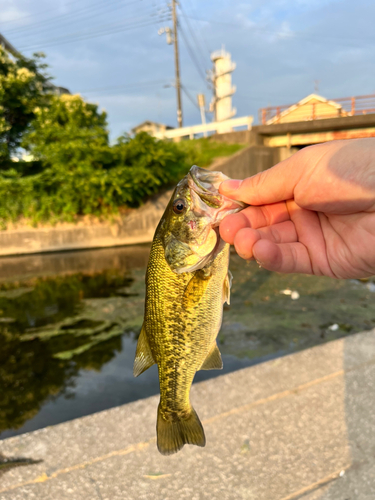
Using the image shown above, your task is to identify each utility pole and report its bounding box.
[172,0,183,127]
[159,0,183,128]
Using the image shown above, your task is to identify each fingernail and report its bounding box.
[220,179,241,193]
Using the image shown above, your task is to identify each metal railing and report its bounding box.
[259,94,375,125]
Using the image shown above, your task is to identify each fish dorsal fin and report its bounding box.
[200,343,223,370]
[223,270,232,305]
[182,269,212,309]
[133,324,155,377]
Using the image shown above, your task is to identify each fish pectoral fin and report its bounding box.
[133,324,156,377]
[182,270,212,309]
[223,270,232,305]
[199,343,223,370]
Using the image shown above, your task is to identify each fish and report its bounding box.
[133,165,245,455]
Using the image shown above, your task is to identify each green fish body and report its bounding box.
[134,166,245,455]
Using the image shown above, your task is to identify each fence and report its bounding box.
[259,94,375,125]
[153,115,253,141]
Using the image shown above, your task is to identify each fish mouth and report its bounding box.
[189,166,223,208]
[188,165,246,224]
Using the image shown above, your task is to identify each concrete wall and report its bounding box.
[209,130,251,144]
[0,190,172,257]
[213,145,275,178]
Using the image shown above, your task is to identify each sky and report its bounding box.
[1,0,375,140]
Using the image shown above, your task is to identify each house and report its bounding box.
[131,121,174,137]
[264,94,347,125]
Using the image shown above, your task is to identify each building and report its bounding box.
[0,32,21,58]
[263,94,346,125]
[131,121,174,137]
[210,48,236,131]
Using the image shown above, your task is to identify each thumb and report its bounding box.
[219,158,300,206]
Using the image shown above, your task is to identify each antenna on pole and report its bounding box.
[159,1,183,128]
[197,94,207,137]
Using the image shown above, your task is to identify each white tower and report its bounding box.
[210,47,236,129]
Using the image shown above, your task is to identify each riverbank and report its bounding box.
[0,145,277,257]
[1,328,375,499]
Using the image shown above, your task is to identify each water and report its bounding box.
[0,244,374,440]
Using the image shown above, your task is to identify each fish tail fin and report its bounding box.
[156,403,206,455]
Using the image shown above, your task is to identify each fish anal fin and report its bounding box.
[200,343,223,370]
[133,324,155,377]
[157,404,205,455]
[223,270,232,305]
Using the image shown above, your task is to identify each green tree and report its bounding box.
[0,47,51,162]
[22,93,111,169]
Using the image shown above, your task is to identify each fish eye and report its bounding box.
[173,198,186,214]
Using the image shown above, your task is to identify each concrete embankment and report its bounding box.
[0,146,276,257]
[1,328,375,499]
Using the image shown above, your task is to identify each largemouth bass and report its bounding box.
[134,165,245,455]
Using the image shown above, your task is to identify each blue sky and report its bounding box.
[1,0,374,139]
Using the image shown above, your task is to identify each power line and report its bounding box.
[183,0,212,54]
[13,7,166,47]
[5,0,145,36]
[178,1,208,72]
[183,15,375,46]
[181,84,200,111]
[17,16,171,51]
[80,79,171,94]
[8,3,162,48]
[178,23,208,87]
[0,0,89,27]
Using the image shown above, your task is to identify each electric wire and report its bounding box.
[178,23,209,88]
[5,0,148,36]
[79,79,171,95]
[10,6,157,45]
[178,1,208,71]
[15,8,166,45]
[183,15,375,46]
[17,16,171,51]
[181,84,200,111]
[183,0,212,54]
[0,0,86,26]
[8,4,162,48]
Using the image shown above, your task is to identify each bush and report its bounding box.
[0,121,189,226]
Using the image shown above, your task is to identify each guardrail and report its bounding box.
[153,115,253,140]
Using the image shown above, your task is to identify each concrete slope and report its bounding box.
[1,329,375,499]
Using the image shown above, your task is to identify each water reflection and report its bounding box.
[0,244,374,439]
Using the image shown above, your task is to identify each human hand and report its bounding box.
[219,139,375,279]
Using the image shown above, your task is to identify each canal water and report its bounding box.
[0,244,374,440]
